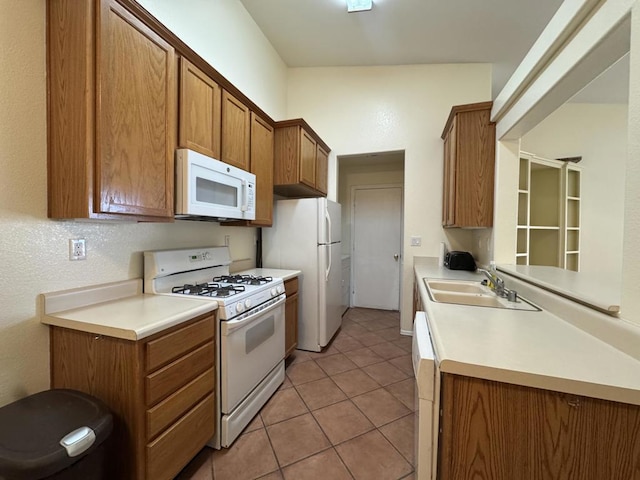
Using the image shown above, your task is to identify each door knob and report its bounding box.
[393,254,399,261]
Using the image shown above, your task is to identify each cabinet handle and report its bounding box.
[393,254,399,261]
[567,396,581,408]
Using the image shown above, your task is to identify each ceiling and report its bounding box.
[238,0,565,98]
[239,0,630,103]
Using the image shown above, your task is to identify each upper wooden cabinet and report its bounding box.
[274,119,331,198]
[250,113,275,226]
[225,113,275,227]
[221,90,251,171]
[178,58,221,159]
[441,102,495,228]
[47,0,176,221]
[315,145,329,196]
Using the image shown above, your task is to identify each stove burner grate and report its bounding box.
[213,275,273,286]
[171,283,246,297]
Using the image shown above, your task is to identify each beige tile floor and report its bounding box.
[176,307,416,480]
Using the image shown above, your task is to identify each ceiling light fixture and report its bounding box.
[347,0,373,13]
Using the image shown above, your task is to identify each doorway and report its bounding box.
[351,185,403,310]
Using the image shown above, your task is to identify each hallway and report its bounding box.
[177,307,416,480]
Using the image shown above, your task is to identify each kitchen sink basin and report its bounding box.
[430,291,504,307]
[426,280,486,294]
[424,279,541,311]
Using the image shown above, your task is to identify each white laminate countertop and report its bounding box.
[41,279,217,341]
[496,264,621,314]
[413,257,640,406]
[237,268,301,281]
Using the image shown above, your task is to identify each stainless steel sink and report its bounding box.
[424,279,540,311]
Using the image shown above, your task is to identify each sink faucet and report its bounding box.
[477,268,518,302]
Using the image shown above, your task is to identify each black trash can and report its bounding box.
[0,389,113,480]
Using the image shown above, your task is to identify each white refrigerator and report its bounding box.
[263,197,342,352]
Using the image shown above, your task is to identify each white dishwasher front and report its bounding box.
[412,311,439,480]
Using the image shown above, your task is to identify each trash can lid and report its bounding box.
[0,389,113,480]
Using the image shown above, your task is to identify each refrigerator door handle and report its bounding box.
[325,206,332,245]
[326,244,332,281]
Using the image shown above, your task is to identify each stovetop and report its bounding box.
[144,247,285,320]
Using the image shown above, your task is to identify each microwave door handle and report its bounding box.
[240,179,248,212]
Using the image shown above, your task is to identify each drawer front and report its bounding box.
[284,277,298,296]
[146,367,214,440]
[146,315,214,372]
[146,393,215,480]
[146,341,214,406]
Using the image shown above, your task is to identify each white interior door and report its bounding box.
[352,186,402,310]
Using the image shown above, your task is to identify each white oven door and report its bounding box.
[413,311,439,480]
[220,296,285,414]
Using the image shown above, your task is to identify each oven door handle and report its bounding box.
[221,295,286,335]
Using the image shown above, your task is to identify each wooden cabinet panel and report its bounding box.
[146,367,214,439]
[250,113,275,226]
[439,374,640,480]
[273,119,331,198]
[284,277,299,357]
[146,393,215,480]
[146,315,214,371]
[300,130,317,188]
[98,0,175,217]
[48,0,176,221]
[50,313,216,480]
[316,145,329,196]
[221,90,250,171]
[441,102,494,228]
[178,57,221,159]
[146,341,214,406]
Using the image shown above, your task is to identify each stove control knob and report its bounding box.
[277,285,284,294]
[244,299,252,309]
[236,303,244,313]
[203,251,211,260]
[270,287,277,297]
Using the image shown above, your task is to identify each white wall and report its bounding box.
[623,1,640,320]
[520,103,627,281]
[0,0,286,407]
[137,0,288,120]
[287,65,491,332]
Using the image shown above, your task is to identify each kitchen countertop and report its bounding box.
[497,264,621,314]
[41,279,217,341]
[238,268,301,281]
[414,257,640,406]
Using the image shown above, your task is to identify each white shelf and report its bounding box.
[516,154,581,271]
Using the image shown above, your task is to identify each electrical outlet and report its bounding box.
[69,238,86,261]
[410,236,422,247]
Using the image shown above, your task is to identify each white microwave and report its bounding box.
[175,149,256,221]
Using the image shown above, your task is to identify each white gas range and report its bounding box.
[144,246,286,448]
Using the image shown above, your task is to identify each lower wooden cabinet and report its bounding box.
[284,277,299,357]
[439,373,640,480]
[50,313,216,480]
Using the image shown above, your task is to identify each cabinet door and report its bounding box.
[250,113,274,226]
[284,278,299,357]
[442,118,457,226]
[98,0,176,217]
[316,145,329,196]
[221,90,250,171]
[178,58,221,159]
[300,129,317,189]
[439,374,640,480]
